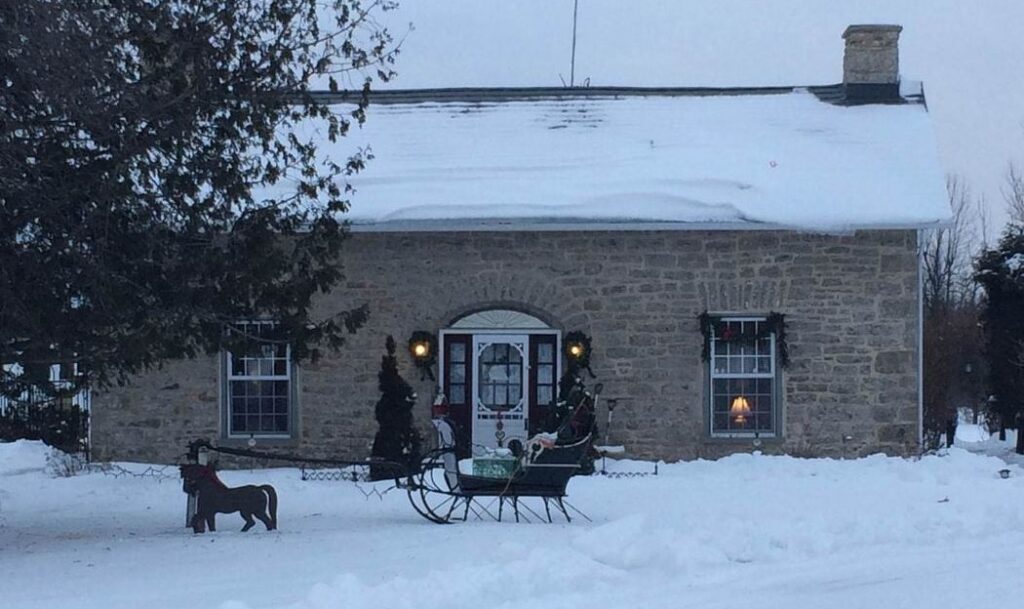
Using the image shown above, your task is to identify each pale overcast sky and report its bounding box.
[373,0,1024,234]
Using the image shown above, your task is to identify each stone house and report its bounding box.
[91,25,949,463]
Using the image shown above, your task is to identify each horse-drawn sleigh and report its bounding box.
[181,378,601,528]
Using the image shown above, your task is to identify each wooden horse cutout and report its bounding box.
[180,464,277,533]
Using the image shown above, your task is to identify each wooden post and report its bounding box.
[185,445,209,528]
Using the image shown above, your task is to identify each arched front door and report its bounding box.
[440,310,560,457]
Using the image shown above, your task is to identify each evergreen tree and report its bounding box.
[974,224,1024,453]
[1,1,401,398]
[370,336,422,478]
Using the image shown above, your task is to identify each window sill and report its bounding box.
[704,434,782,445]
[219,435,299,449]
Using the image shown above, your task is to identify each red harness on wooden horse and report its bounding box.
[196,464,229,490]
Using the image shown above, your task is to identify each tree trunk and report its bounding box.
[1000,420,1007,442]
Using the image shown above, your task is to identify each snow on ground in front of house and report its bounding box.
[956,423,1024,467]
[2,440,1024,609]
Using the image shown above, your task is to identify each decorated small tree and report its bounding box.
[544,332,599,474]
[370,336,422,479]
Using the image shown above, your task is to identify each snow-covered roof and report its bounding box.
[271,85,949,232]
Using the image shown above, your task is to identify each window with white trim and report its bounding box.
[709,318,777,436]
[223,321,292,438]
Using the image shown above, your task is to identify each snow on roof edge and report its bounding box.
[270,87,950,233]
[346,218,948,235]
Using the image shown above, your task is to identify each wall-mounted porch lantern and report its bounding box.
[564,330,594,377]
[408,331,436,381]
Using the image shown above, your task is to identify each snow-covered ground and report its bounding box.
[2,438,1024,609]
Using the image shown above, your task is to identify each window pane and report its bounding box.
[755,413,772,430]
[713,413,729,430]
[713,394,729,414]
[537,343,554,363]
[450,384,465,404]
[274,398,288,414]
[450,364,465,383]
[537,386,553,406]
[538,364,553,384]
[450,342,466,363]
[232,397,248,415]
[486,365,508,382]
[476,343,525,411]
[742,356,755,374]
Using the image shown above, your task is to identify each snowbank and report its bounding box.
[2,448,1023,609]
[0,439,50,476]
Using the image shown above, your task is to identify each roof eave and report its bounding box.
[347,218,951,235]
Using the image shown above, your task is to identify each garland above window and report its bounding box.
[698,311,789,368]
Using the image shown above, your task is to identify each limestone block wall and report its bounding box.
[91,229,920,463]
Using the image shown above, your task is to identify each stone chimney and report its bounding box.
[842,24,902,103]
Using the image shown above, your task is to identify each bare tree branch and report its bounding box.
[1005,164,1024,225]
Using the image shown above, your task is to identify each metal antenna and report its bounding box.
[570,0,579,86]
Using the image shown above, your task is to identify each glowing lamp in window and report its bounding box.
[730,396,752,425]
